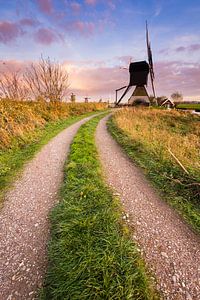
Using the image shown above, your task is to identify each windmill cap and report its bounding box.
[129,61,149,73]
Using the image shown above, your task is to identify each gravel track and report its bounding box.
[0,114,99,300]
[96,115,200,300]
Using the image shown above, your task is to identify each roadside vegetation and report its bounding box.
[108,108,200,232]
[0,100,107,201]
[42,114,157,300]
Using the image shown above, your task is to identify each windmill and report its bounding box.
[115,22,156,106]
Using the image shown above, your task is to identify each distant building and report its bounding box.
[161,98,175,109]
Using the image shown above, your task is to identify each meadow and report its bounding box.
[108,108,200,231]
[176,103,200,111]
[0,100,107,201]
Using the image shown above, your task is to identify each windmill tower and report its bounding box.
[115,22,156,106]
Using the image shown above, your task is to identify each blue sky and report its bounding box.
[0,0,200,101]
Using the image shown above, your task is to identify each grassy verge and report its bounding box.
[176,103,200,111]
[42,114,157,300]
[107,111,200,233]
[0,111,103,202]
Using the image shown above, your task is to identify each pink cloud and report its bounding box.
[188,44,200,51]
[1,59,200,101]
[64,59,200,100]
[71,2,81,13]
[155,61,200,97]
[70,21,95,36]
[36,0,53,14]
[34,28,59,45]
[175,44,200,53]
[85,0,97,5]
[0,21,23,43]
[175,46,186,52]
[0,60,31,73]
[19,18,39,27]
[107,1,116,10]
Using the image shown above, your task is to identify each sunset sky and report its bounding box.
[0,0,200,102]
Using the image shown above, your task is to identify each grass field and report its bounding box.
[176,103,200,111]
[108,108,200,232]
[0,100,107,202]
[41,114,157,300]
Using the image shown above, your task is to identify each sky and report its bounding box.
[0,0,200,102]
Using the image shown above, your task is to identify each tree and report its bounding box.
[0,71,29,101]
[149,95,157,106]
[24,57,69,102]
[171,91,183,102]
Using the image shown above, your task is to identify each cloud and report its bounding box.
[67,21,95,36]
[175,46,186,52]
[0,21,23,43]
[155,61,200,97]
[34,28,60,45]
[175,44,200,52]
[85,0,97,6]
[63,59,200,100]
[71,2,81,13]
[36,0,53,14]
[0,60,30,73]
[107,1,116,10]
[160,43,200,56]
[1,59,200,101]
[19,18,40,27]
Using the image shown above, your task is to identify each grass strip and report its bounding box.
[107,116,200,233]
[0,111,103,203]
[42,114,157,300]
[176,103,200,111]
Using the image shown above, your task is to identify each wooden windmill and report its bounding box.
[115,22,156,106]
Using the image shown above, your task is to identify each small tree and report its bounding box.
[149,95,157,106]
[24,57,69,102]
[0,71,29,101]
[171,91,183,102]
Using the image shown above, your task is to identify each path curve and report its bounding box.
[96,115,200,300]
[0,113,99,300]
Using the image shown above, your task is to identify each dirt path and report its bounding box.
[96,115,200,300]
[0,114,99,300]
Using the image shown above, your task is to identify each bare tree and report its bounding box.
[0,71,29,101]
[171,91,183,102]
[24,57,69,102]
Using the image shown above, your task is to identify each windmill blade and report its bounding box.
[146,21,156,98]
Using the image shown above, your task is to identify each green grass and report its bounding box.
[41,114,157,300]
[176,103,200,111]
[107,117,200,233]
[0,111,104,203]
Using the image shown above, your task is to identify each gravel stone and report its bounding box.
[0,114,99,300]
[95,115,200,300]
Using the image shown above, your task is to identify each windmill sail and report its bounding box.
[146,21,156,98]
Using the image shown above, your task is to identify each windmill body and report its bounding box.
[115,23,156,106]
[128,61,150,106]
